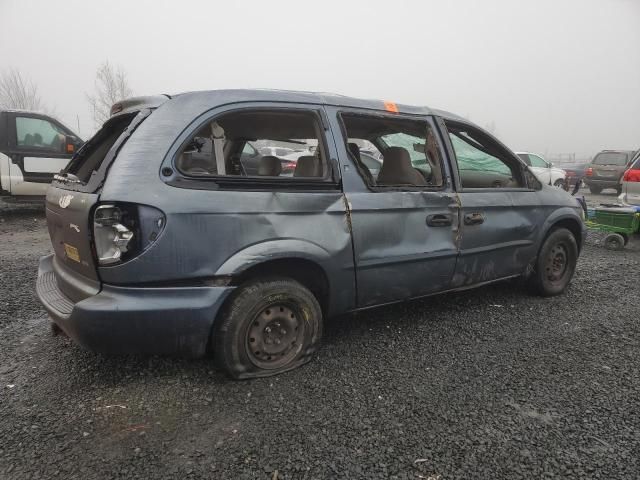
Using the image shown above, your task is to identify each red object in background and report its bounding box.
[281,160,297,173]
[585,167,593,176]
[622,169,640,182]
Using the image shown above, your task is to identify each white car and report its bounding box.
[516,152,567,188]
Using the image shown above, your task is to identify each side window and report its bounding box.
[445,122,523,189]
[176,110,328,180]
[16,116,67,152]
[341,113,444,188]
[529,155,548,168]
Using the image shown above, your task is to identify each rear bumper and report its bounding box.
[36,254,234,357]
[584,178,621,189]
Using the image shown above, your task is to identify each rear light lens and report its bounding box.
[623,169,640,182]
[93,203,165,266]
[585,167,593,176]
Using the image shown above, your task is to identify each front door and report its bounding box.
[443,120,541,287]
[326,107,460,308]
[5,113,78,196]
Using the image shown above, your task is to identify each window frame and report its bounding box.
[439,119,534,192]
[168,104,341,192]
[336,110,450,192]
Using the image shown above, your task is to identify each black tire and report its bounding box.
[213,277,323,379]
[589,185,602,194]
[553,179,565,189]
[616,185,622,196]
[604,233,625,251]
[621,233,630,246]
[529,228,578,296]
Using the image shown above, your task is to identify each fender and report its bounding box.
[539,206,586,249]
[215,238,333,276]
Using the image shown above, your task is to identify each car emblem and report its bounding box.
[59,194,74,208]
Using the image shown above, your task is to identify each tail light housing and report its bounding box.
[93,203,165,266]
[585,167,593,177]
[622,169,640,182]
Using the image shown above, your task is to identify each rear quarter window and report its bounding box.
[63,113,137,183]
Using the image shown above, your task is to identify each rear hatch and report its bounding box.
[590,151,630,180]
[46,112,145,286]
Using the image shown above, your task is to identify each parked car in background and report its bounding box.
[36,90,585,379]
[584,150,637,194]
[619,150,640,206]
[238,143,313,176]
[560,162,589,188]
[0,110,82,202]
[516,152,567,188]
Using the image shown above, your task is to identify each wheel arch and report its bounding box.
[542,211,585,252]
[215,239,333,315]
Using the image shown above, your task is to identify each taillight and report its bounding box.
[93,203,165,266]
[623,169,640,182]
[281,160,296,172]
[585,167,593,176]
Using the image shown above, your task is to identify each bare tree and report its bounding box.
[0,69,45,111]
[86,61,133,127]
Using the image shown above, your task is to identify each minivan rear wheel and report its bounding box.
[529,228,578,297]
[213,277,323,379]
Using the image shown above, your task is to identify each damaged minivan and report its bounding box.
[36,90,585,378]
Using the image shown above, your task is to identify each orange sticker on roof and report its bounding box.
[384,101,399,113]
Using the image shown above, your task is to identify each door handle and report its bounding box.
[464,212,485,225]
[426,213,453,227]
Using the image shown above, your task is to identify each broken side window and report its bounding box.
[340,113,445,188]
[176,110,330,181]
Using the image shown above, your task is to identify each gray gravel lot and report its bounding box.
[1,197,639,480]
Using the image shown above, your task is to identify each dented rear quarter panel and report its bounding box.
[99,92,356,315]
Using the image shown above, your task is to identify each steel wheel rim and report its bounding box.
[246,303,305,369]
[545,243,568,282]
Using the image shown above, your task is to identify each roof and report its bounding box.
[115,89,466,122]
[0,108,48,114]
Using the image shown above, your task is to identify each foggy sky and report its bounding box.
[1,0,639,158]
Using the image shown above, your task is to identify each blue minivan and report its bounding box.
[36,90,585,378]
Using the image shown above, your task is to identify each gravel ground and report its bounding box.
[1,197,639,480]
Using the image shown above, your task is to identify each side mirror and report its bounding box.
[548,161,554,167]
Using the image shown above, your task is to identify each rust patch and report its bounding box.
[449,194,463,248]
[342,194,353,234]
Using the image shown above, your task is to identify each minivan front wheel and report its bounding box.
[213,277,323,379]
[529,228,578,296]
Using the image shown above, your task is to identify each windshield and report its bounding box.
[593,152,628,166]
